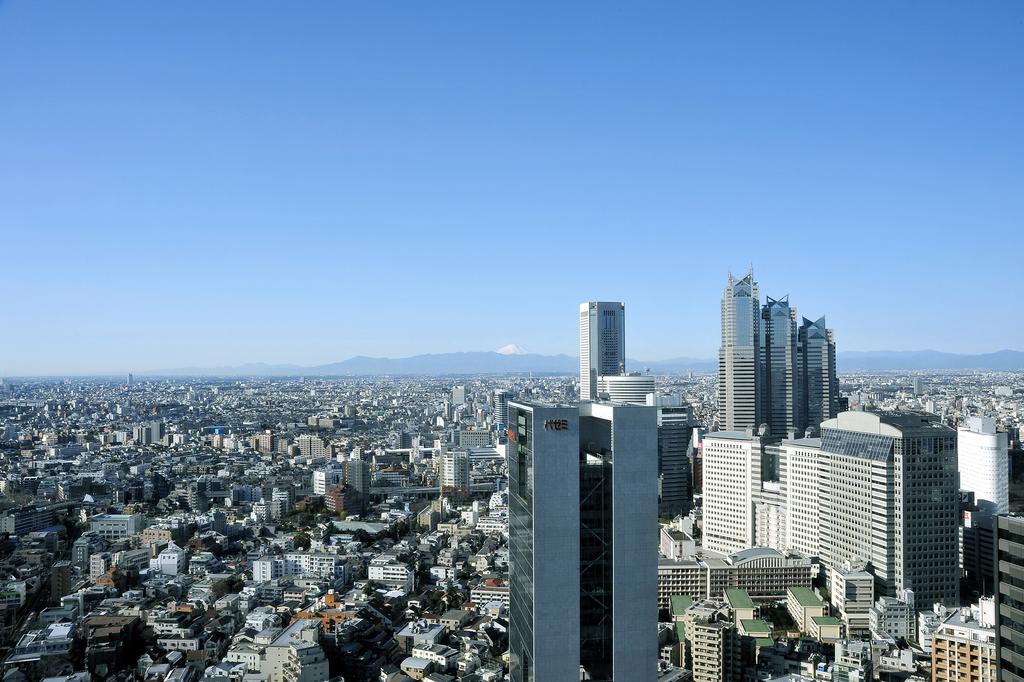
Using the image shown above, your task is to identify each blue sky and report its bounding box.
[1,2,1022,374]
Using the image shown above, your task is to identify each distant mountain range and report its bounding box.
[136,349,1024,377]
[141,352,580,377]
[838,349,1024,371]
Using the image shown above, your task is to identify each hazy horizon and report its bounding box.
[5,346,1024,379]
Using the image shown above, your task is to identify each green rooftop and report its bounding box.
[812,616,842,626]
[756,637,775,648]
[670,595,693,617]
[740,619,772,635]
[675,622,686,641]
[726,589,755,609]
[789,586,823,608]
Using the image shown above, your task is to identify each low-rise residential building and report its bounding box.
[89,513,145,540]
[931,599,998,682]
[367,556,415,592]
[787,587,828,634]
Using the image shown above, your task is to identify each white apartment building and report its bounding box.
[261,620,327,682]
[312,467,343,496]
[252,553,346,582]
[150,542,187,576]
[870,590,916,640]
[439,449,470,495]
[471,584,510,609]
[412,643,458,671]
[368,557,415,592]
[89,513,145,541]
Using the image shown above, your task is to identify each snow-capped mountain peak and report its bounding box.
[495,343,528,355]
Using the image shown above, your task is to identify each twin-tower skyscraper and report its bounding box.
[718,270,839,435]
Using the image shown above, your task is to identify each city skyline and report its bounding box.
[2,2,1023,374]
[2,3,1023,681]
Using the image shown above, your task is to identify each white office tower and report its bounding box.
[781,437,822,558]
[761,295,799,437]
[596,373,654,404]
[507,401,580,682]
[439,449,470,496]
[701,430,764,554]
[958,416,1008,516]
[719,273,761,430]
[492,389,511,427]
[452,385,467,405]
[816,411,960,608]
[579,301,625,402]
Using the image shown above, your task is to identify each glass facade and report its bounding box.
[762,296,797,437]
[732,282,755,346]
[821,428,894,462]
[800,316,837,430]
[997,516,1024,682]
[579,447,613,680]
[508,407,535,682]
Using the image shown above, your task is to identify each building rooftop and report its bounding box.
[725,589,755,609]
[740,619,773,635]
[789,587,823,608]
[703,430,759,442]
[670,595,693,617]
[782,437,822,448]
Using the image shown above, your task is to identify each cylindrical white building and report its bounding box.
[596,373,655,405]
[958,416,1009,516]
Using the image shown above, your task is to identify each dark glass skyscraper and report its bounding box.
[761,295,798,437]
[652,396,694,519]
[798,316,838,434]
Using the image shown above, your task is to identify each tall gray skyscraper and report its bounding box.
[507,401,580,682]
[579,301,625,402]
[761,295,799,437]
[718,273,761,430]
[719,271,838,435]
[508,399,657,682]
[798,316,838,433]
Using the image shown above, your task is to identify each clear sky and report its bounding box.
[2,2,1022,375]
